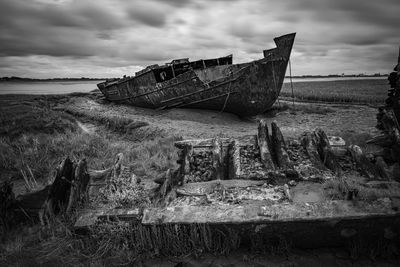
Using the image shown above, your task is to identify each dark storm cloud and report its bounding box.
[127,3,167,27]
[152,0,193,8]
[0,0,399,78]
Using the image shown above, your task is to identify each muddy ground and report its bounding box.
[61,95,379,143]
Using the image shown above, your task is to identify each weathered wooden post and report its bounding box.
[181,144,193,183]
[348,145,381,179]
[257,119,275,169]
[228,139,241,179]
[66,159,90,213]
[212,137,223,180]
[301,130,329,170]
[271,121,292,169]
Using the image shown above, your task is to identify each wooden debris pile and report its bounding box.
[0,157,90,226]
[170,119,392,193]
[169,179,287,207]
[240,144,265,178]
[186,150,213,182]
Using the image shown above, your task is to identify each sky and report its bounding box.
[0,0,399,78]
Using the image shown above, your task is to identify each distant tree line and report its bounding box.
[0,73,388,82]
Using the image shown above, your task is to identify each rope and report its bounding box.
[220,80,232,113]
[220,71,233,113]
[289,59,295,109]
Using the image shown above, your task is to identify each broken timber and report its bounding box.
[1,154,127,226]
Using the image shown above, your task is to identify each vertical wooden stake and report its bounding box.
[271,121,292,169]
[181,144,193,183]
[258,119,275,169]
[301,131,326,170]
[66,159,90,214]
[212,137,223,180]
[229,139,241,179]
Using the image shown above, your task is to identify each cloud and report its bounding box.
[0,0,399,78]
[126,2,168,27]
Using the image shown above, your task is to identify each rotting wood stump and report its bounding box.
[1,153,127,226]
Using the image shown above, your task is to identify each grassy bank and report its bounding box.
[281,79,387,104]
[0,94,178,191]
[0,94,181,265]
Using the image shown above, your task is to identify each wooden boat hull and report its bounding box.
[98,33,296,116]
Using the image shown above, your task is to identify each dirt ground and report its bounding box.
[62,96,379,143]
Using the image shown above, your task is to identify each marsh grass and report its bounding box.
[0,95,179,185]
[0,98,77,139]
[267,102,335,117]
[281,79,387,104]
[0,131,179,186]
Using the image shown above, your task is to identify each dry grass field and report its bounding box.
[281,78,387,104]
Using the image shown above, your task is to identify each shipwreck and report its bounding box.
[97,33,296,116]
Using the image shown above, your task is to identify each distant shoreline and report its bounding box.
[285,74,388,79]
[0,74,389,82]
[0,77,107,82]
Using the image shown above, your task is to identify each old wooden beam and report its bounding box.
[271,121,292,169]
[228,139,241,179]
[348,145,381,179]
[257,120,275,169]
[39,157,75,224]
[160,169,172,198]
[112,153,124,180]
[366,134,394,147]
[66,159,91,214]
[181,144,193,183]
[301,131,326,170]
[212,137,224,180]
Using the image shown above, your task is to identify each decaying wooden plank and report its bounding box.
[75,208,141,229]
[228,139,241,179]
[160,169,172,198]
[257,120,275,169]
[39,157,75,225]
[323,149,341,175]
[271,121,292,169]
[112,153,124,180]
[366,134,394,147]
[301,131,324,168]
[212,138,223,180]
[348,145,381,179]
[66,159,91,213]
[182,144,193,183]
[141,201,399,225]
